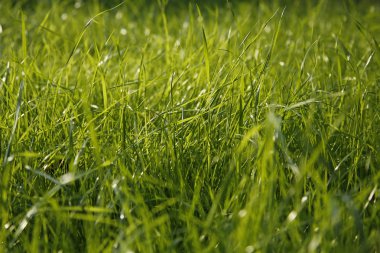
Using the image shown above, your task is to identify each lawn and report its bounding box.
[0,0,379,252]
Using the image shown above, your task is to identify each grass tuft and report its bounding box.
[0,1,379,252]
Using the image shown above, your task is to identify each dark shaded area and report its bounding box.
[8,0,374,10]
[11,0,380,8]
[10,0,380,21]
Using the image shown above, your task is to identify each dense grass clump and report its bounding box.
[0,0,379,252]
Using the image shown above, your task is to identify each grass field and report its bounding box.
[0,0,379,252]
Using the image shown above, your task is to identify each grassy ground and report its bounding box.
[0,0,379,252]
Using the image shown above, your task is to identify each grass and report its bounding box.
[0,0,379,252]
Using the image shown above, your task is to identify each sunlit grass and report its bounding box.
[0,0,379,252]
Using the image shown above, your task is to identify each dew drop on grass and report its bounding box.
[7,155,14,162]
[15,207,38,236]
[74,1,81,8]
[60,173,75,184]
[238,209,247,218]
[17,219,28,234]
[254,49,259,60]
[245,245,254,253]
[112,179,119,190]
[308,234,322,252]
[144,28,150,36]
[174,39,181,48]
[287,210,297,222]
[182,21,189,29]
[27,206,38,218]
[61,13,68,21]
[273,131,279,141]
[4,223,11,229]
[116,11,123,19]
[120,28,127,36]
[199,88,206,96]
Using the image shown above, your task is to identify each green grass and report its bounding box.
[0,0,379,252]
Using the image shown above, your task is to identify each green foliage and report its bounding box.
[0,1,379,252]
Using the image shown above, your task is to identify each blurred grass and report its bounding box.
[0,0,379,252]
